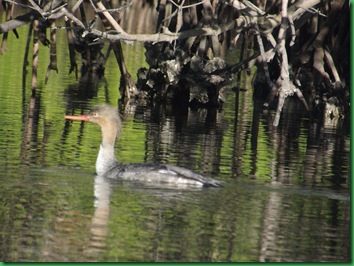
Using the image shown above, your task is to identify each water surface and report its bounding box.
[0,23,350,262]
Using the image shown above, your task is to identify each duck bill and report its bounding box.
[64,115,90,121]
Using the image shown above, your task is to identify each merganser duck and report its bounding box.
[65,105,222,187]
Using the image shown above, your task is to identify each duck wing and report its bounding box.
[161,164,223,187]
[106,162,222,187]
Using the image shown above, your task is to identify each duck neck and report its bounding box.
[96,124,118,175]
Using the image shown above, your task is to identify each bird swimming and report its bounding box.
[65,105,222,187]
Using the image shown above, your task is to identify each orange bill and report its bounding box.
[64,115,90,121]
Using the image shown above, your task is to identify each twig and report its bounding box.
[288,14,296,46]
[88,14,249,43]
[254,24,274,88]
[273,0,291,127]
[45,20,58,84]
[28,0,50,17]
[324,48,341,89]
[58,8,86,28]
[91,0,126,34]
[294,87,309,111]
[65,16,78,79]
[72,0,84,13]
[161,0,206,27]
[31,20,39,93]
[3,0,37,10]
[168,0,207,9]
[242,0,265,16]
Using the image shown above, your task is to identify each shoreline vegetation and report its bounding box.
[0,0,349,126]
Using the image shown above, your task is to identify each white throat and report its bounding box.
[96,143,116,175]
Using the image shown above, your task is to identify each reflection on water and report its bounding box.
[1,85,350,262]
[0,22,350,263]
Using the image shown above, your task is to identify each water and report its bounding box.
[0,25,350,262]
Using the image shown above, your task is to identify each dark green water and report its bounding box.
[0,25,350,262]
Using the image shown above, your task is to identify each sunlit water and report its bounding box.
[0,23,350,262]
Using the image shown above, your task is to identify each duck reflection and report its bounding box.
[84,175,112,258]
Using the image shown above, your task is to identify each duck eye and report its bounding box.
[92,112,99,117]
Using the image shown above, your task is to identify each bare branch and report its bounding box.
[92,1,126,34]
[169,0,207,9]
[88,14,249,44]
[72,0,84,13]
[3,0,36,10]
[254,24,274,88]
[273,0,291,127]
